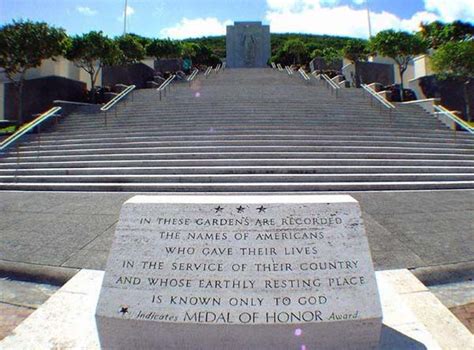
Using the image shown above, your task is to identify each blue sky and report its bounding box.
[1,0,473,39]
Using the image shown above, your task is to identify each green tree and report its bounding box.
[370,30,427,101]
[191,43,220,66]
[66,31,121,101]
[343,39,369,64]
[420,20,474,49]
[431,41,474,121]
[147,39,182,59]
[126,33,153,50]
[181,42,198,59]
[115,34,145,64]
[282,38,308,64]
[0,20,68,126]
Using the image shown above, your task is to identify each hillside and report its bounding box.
[183,33,358,59]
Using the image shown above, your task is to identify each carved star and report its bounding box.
[214,206,224,213]
[236,206,245,213]
[257,205,267,213]
[119,306,129,315]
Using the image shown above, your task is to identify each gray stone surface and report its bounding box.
[96,195,382,349]
[226,22,270,68]
[0,190,473,274]
[3,269,473,349]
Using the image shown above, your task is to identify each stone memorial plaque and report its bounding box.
[96,195,382,349]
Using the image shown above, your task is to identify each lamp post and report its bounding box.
[123,0,128,35]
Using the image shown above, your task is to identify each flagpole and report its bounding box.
[123,0,128,35]
[366,0,373,38]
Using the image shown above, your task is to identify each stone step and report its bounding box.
[1,158,473,169]
[15,134,474,148]
[29,125,459,141]
[9,144,474,158]
[15,138,473,152]
[2,152,474,164]
[1,165,473,176]
[3,173,474,184]
[58,119,440,131]
[1,180,474,192]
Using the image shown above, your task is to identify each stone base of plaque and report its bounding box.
[97,317,381,349]
[2,269,472,350]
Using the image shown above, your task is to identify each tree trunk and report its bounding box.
[14,79,25,130]
[89,71,96,103]
[464,79,471,123]
[399,66,405,102]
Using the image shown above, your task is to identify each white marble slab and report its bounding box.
[95,195,382,349]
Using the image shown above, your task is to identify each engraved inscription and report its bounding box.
[98,197,381,327]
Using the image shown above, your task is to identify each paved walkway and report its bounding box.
[0,190,473,273]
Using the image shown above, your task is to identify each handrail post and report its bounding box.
[37,124,41,158]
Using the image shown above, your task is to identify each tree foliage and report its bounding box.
[431,41,474,79]
[432,40,474,121]
[115,34,146,64]
[0,20,68,124]
[181,42,198,59]
[343,39,369,63]
[147,39,182,59]
[66,31,121,97]
[370,30,427,100]
[312,47,342,65]
[272,38,309,65]
[420,20,474,49]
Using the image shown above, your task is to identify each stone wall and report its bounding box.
[353,62,394,87]
[309,58,343,72]
[102,63,155,89]
[4,76,86,123]
[154,59,183,74]
[414,75,474,121]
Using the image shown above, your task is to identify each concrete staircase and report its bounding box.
[1,68,474,192]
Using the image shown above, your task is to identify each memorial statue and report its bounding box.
[242,33,256,67]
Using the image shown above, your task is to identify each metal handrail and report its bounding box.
[204,66,212,77]
[361,84,395,110]
[285,66,293,75]
[321,74,340,90]
[434,105,474,135]
[214,63,222,72]
[321,74,340,98]
[277,63,284,71]
[0,106,62,151]
[157,74,176,100]
[298,68,310,81]
[271,62,277,69]
[100,85,136,112]
[187,69,199,82]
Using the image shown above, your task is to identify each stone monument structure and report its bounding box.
[226,22,271,68]
[96,194,382,349]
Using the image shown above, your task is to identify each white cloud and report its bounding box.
[264,0,446,38]
[352,0,365,5]
[76,6,97,16]
[117,5,135,22]
[424,0,474,22]
[400,11,440,32]
[160,17,232,39]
